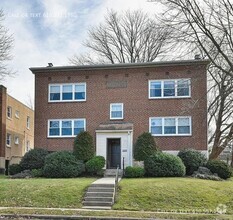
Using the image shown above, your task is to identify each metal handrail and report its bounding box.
[114,165,119,203]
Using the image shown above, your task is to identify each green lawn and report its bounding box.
[0,177,96,208]
[113,177,233,214]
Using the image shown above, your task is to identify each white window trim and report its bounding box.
[110,103,124,120]
[148,79,191,99]
[47,118,86,138]
[7,106,12,118]
[6,133,11,147]
[149,116,192,136]
[48,83,86,103]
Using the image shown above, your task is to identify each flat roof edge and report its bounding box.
[30,59,210,73]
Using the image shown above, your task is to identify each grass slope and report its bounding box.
[114,177,233,214]
[0,177,95,208]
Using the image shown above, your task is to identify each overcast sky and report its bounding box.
[1,0,159,107]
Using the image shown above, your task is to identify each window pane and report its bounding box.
[151,127,162,134]
[177,80,190,96]
[62,85,73,100]
[164,118,176,134]
[178,118,190,134]
[50,121,59,128]
[112,104,122,111]
[49,121,60,136]
[50,86,60,101]
[74,120,85,135]
[150,82,161,97]
[111,111,122,118]
[178,126,190,134]
[50,86,60,93]
[49,128,60,136]
[75,85,85,100]
[151,119,162,134]
[74,128,84,135]
[62,121,72,136]
[74,120,84,128]
[178,118,189,126]
[164,81,175,97]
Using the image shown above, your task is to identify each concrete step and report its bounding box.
[86,192,113,197]
[82,206,112,210]
[88,187,114,192]
[91,184,115,188]
[83,201,113,206]
[84,197,113,202]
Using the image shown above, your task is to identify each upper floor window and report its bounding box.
[110,103,123,120]
[27,116,30,129]
[48,118,86,137]
[6,133,11,146]
[149,79,191,99]
[49,83,86,102]
[150,116,191,136]
[7,106,12,118]
[15,110,20,118]
[15,136,19,145]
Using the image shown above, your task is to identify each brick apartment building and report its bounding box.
[30,59,209,169]
[0,85,34,174]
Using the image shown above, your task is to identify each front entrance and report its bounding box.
[107,138,121,169]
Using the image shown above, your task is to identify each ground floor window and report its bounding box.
[48,118,86,137]
[150,116,191,136]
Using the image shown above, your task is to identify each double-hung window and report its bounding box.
[6,133,11,146]
[149,79,190,99]
[150,117,191,136]
[49,83,86,102]
[7,106,12,118]
[27,116,30,129]
[48,119,86,137]
[110,103,123,120]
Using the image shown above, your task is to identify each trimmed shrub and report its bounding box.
[178,149,207,175]
[73,131,94,162]
[85,156,105,175]
[31,169,43,177]
[134,132,158,161]
[206,160,232,180]
[20,148,48,171]
[43,151,85,178]
[125,166,145,178]
[144,152,185,177]
[9,164,22,175]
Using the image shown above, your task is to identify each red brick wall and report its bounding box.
[0,85,6,157]
[34,63,207,152]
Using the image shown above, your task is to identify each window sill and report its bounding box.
[48,100,86,103]
[47,136,76,138]
[151,134,192,137]
[149,96,191,100]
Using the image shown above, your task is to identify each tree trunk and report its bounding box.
[209,146,224,160]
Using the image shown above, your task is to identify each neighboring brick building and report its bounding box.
[0,86,34,174]
[30,59,209,169]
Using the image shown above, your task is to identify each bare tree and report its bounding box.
[208,64,233,159]
[149,0,233,159]
[69,10,172,65]
[0,9,14,80]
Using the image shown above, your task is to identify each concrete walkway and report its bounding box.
[82,177,121,210]
[92,177,121,185]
